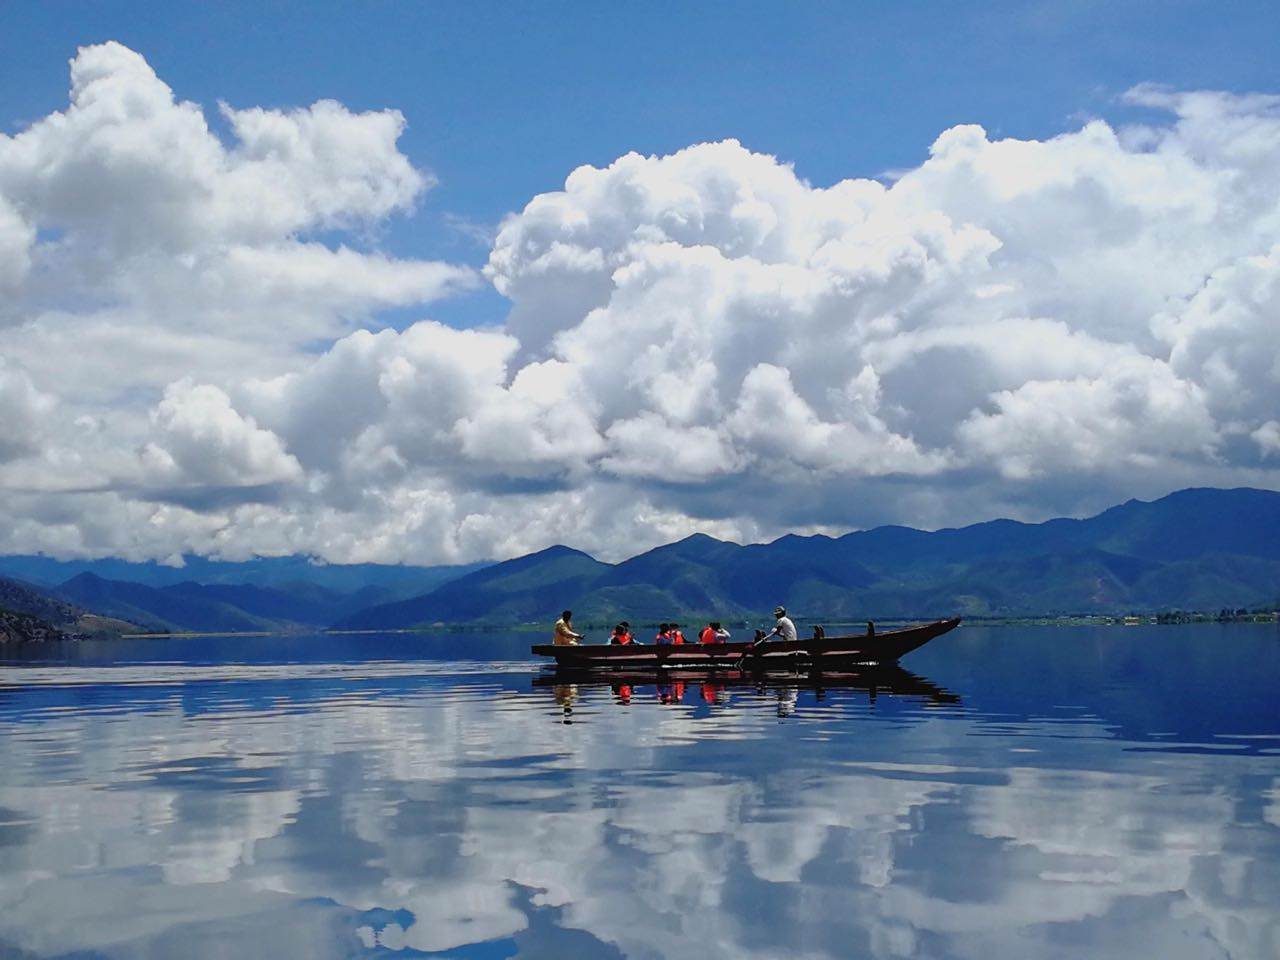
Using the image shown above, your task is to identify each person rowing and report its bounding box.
[766,606,797,644]
[735,605,796,667]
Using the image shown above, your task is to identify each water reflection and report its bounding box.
[537,665,961,721]
[0,626,1276,959]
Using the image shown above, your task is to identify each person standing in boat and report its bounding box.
[553,610,583,646]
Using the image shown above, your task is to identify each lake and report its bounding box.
[1,624,1278,959]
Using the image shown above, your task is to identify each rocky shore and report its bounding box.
[0,608,68,644]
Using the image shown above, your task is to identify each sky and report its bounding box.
[1,1,1278,564]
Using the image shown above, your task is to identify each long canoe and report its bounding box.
[531,617,961,671]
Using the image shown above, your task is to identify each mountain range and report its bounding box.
[2,487,1278,636]
[336,487,1280,628]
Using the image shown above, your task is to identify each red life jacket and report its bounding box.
[699,626,716,645]
[671,630,686,644]
[612,631,633,645]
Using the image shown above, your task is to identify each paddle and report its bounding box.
[733,627,772,670]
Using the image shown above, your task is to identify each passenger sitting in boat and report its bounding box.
[655,623,672,645]
[609,623,637,645]
[699,621,730,644]
[553,610,583,647]
[669,623,687,644]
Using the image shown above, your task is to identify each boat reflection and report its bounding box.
[536,665,960,720]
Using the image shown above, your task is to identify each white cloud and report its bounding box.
[0,359,54,463]
[956,357,1218,480]
[0,40,471,359]
[2,44,1280,562]
[141,379,303,492]
[1254,421,1280,457]
[0,196,34,290]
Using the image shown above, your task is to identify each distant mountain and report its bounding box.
[0,553,489,596]
[55,574,279,633]
[1,576,85,626]
[0,576,138,637]
[0,556,490,635]
[333,546,612,629]
[336,488,1280,627]
[46,573,425,634]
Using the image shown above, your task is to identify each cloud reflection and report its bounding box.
[0,666,1276,959]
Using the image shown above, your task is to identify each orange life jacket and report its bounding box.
[699,626,717,644]
[671,630,686,644]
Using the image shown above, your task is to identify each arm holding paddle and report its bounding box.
[734,605,794,668]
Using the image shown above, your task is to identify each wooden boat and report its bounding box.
[531,617,961,671]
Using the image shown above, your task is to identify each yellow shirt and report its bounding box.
[553,618,581,646]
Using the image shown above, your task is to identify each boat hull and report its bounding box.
[531,617,960,670]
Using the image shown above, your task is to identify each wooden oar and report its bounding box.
[733,628,771,670]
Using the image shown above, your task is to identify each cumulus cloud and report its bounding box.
[1255,421,1280,457]
[140,380,303,496]
[2,42,1280,563]
[0,359,54,463]
[0,41,472,364]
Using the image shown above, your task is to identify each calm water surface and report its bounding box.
[1,624,1278,959]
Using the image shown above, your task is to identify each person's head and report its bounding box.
[710,621,721,630]
[613,624,624,635]
[671,622,680,630]
[659,623,669,633]
[774,605,786,619]
[620,621,630,630]
[562,610,573,622]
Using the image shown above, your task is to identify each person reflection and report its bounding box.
[553,684,578,722]
[536,665,961,716]
[775,686,798,718]
[657,680,686,704]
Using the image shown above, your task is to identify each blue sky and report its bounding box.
[2,1,1279,562]
[5,0,1276,327]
